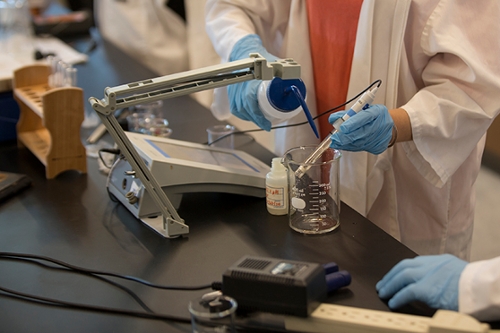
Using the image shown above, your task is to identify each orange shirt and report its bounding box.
[306,0,363,139]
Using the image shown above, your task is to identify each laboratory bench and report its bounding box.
[0,34,436,333]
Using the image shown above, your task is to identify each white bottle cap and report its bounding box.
[271,157,286,172]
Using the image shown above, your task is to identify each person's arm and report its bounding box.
[376,254,500,322]
[330,1,500,161]
[205,0,291,61]
[205,1,292,131]
[400,1,500,186]
[327,105,413,155]
[389,108,412,143]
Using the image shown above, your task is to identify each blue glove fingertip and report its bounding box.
[387,298,400,310]
[386,286,416,310]
[377,286,399,299]
[375,280,383,292]
[328,111,346,125]
[260,118,272,131]
[377,286,392,300]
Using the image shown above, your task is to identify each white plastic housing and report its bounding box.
[258,80,302,124]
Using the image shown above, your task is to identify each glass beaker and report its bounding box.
[284,146,341,234]
[188,295,237,333]
[146,117,172,137]
[206,124,235,149]
[134,100,164,117]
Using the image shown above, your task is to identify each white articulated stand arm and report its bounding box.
[89,54,300,238]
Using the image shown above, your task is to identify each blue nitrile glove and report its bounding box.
[228,34,279,131]
[376,254,468,311]
[328,104,394,155]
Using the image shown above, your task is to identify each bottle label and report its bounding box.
[266,186,286,209]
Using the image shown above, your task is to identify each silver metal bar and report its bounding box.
[90,97,188,237]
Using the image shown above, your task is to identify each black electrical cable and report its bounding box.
[0,252,220,291]
[0,284,192,324]
[0,285,290,332]
[0,285,293,332]
[0,252,220,325]
[0,255,155,313]
[0,253,285,331]
[98,148,121,169]
[206,79,382,146]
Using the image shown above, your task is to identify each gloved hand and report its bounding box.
[376,254,468,311]
[328,104,394,155]
[228,34,279,131]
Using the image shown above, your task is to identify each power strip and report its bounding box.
[284,303,490,333]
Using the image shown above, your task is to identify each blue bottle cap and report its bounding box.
[267,77,305,112]
[266,77,319,138]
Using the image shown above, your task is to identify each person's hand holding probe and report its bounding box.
[376,254,468,310]
[328,104,394,154]
[228,34,280,131]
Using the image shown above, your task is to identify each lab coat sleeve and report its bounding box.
[401,0,500,187]
[205,0,291,61]
[459,256,500,322]
[204,0,291,121]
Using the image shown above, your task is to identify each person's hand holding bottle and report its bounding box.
[228,34,280,131]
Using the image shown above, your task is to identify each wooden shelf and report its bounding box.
[15,83,50,118]
[13,64,87,179]
[17,129,51,164]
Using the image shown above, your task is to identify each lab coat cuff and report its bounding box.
[400,102,449,188]
[459,258,500,321]
[402,141,445,188]
[459,262,476,314]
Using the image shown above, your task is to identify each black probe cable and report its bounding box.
[206,79,382,146]
[0,284,191,324]
[0,286,292,332]
[0,252,221,291]
[0,253,288,331]
[0,254,156,313]
[0,251,222,325]
[0,285,289,332]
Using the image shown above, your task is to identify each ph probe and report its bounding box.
[295,85,380,178]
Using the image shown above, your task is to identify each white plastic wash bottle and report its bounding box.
[258,77,319,138]
[257,77,306,124]
[266,157,288,215]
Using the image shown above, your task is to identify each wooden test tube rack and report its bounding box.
[13,64,87,179]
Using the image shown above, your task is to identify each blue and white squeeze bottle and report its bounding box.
[258,77,319,138]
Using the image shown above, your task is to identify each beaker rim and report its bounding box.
[283,145,342,166]
[188,296,238,319]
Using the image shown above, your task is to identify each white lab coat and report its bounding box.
[95,0,220,108]
[95,0,189,75]
[205,0,500,259]
[460,257,500,322]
